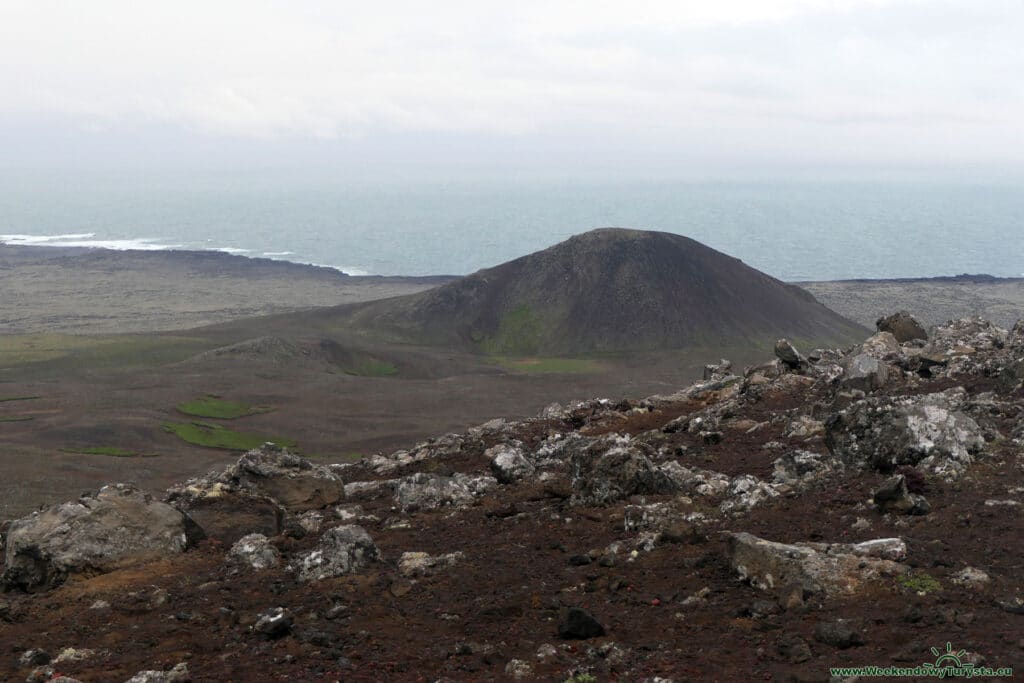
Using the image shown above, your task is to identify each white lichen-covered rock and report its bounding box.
[841,353,890,392]
[393,472,497,512]
[487,442,535,484]
[124,662,190,683]
[397,551,464,577]
[168,444,344,513]
[719,475,780,515]
[826,388,985,480]
[951,566,990,589]
[771,450,838,486]
[2,484,194,591]
[659,461,731,497]
[784,415,825,439]
[729,532,907,595]
[292,525,380,582]
[534,432,592,469]
[226,533,280,571]
[859,331,901,359]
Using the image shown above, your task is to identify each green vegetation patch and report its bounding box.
[0,395,41,403]
[61,446,153,458]
[494,357,602,374]
[346,358,398,377]
[163,421,296,451]
[176,395,269,419]
[0,416,34,422]
[480,305,545,355]
[897,572,942,594]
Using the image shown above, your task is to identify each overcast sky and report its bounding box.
[1,0,1021,178]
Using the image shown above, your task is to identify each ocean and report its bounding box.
[1,170,1021,280]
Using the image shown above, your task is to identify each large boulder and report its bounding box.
[728,532,907,595]
[2,484,195,591]
[876,311,927,343]
[569,435,677,506]
[486,442,535,484]
[292,525,380,582]
[825,388,985,480]
[166,445,343,541]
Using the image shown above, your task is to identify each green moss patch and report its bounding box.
[0,395,41,403]
[176,395,268,419]
[346,359,398,377]
[0,415,34,422]
[897,572,942,594]
[494,357,602,374]
[163,421,296,451]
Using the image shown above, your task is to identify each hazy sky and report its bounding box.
[1,0,1021,178]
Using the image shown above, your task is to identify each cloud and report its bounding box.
[0,0,1021,168]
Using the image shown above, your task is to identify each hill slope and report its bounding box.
[347,228,867,354]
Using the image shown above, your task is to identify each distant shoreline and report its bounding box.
[2,242,1022,334]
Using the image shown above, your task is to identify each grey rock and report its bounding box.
[19,649,51,666]
[253,607,293,639]
[775,339,805,368]
[398,551,464,578]
[814,619,864,649]
[558,607,606,639]
[393,472,496,512]
[226,533,280,571]
[292,525,380,582]
[771,450,837,486]
[167,444,344,514]
[569,435,677,506]
[729,532,907,595]
[124,662,190,683]
[487,442,535,484]
[873,475,930,515]
[777,633,812,663]
[841,353,889,392]
[2,484,194,592]
[877,311,928,343]
[719,475,780,515]
[860,331,901,359]
[826,388,985,480]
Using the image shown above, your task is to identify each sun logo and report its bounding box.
[927,642,969,669]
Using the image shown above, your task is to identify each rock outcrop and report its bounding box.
[2,484,195,591]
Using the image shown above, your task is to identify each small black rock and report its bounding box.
[814,619,864,649]
[558,607,606,640]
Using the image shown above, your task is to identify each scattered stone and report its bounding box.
[873,475,930,515]
[813,619,864,649]
[784,416,825,439]
[89,599,111,610]
[951,566,990,589]
[292,525,380,582]
[19,649,51,666]
[771,450,836,486]
[253,607,293,639]
[558,607,606,639]
[777,633,813,663]
[719,475,779,515]
[876,311,927,343]
[398,551,464,578]
[124,662,190,683]
[504,659,533,679]
[729,532,907,595]
[2,484,195,592]
[226,533,280,571]
[53,647,100,664]
[536,643,558,661]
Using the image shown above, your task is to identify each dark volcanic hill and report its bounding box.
[347,228,867,354]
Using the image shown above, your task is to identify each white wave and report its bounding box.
[0,233,179,251]
[309,263,371,276]
[211,247,252,254]
[0,232,97,244]
[262,251,295,257]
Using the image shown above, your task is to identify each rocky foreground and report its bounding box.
[2,312,1024,681]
